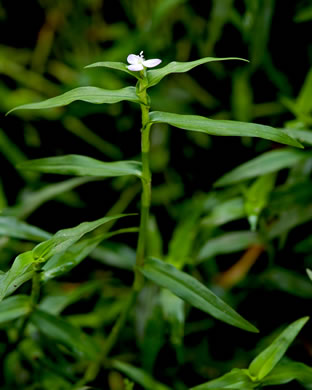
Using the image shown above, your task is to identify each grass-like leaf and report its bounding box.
[0,216,51,241]
[214,148,308,187]
[0,295,32,324]
[7,86,140,115]
[18,155,142,178]
[147,57,247,87]
[248,316,309,380]
[190,368,254,390]
[149,111,303,148]
[140,257,258,332]
[85,61,140,79]
[30,309,98,359]
[260,360,312,386]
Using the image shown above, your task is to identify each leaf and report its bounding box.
[7,86,140,114]
[0,215,132,300]
[18,154,142,178]
[307,269,312,282]
[197,231,261,262]
[140,257,258,332]
[147,57,247,88]
[112,360,171,390]
[0,216,51,241]
[284,128,312,145]
[0,251,34,301]
[42,227,137,282]
[244,173,276,231]
[30,309,98,359]
[85,61,140,79]
[260,360,312,386]
[201,197,245,227]
[0,295,31,324]
[149,111,303,148]
[190,368,254,390]
[32,214,132,262]
[7,177,93,219]
[248,316,309,380]
[214,149,308,187]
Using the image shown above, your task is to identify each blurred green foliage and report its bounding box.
[0,0,312,389]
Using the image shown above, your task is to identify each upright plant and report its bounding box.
[2,52,311,388]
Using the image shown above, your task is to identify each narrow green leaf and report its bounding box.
[149,111,303,148]
[147,57,247,88]
[190,368,254,390]
[201,197,245,227]
[8,177,93,219]
[0,251,34,301]
[260,360,312,386]
[307,269,312,281]
[30,309,98,358]
[284,128,312,145]
[0,216,51,241]
[18,154,142,178]
[197,231,261,262]
[85,61,140,79]
[42,227,137,282]
[140,257,258,332]
[214,149,308,187]
[0,295,31,324]
[244,173,276,231]
[7,86,140,114]
[248,316,309,380]
[112,360,171,390]
[33,214,132,262]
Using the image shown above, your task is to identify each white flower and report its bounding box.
[127,51,162,71]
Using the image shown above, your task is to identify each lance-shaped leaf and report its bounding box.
[112,360,171,390]
[140,257,258,332]
[0,216,51,241]
[0,295,32,324]
[18,155,142,178]
[149,111,303,148]
[85,61,140,79]
[260,360,312,386]
[215,148,309,187]
[0,215,132,300]
[248,316,309,380]
[30,309,98,359]
[147,57,247,88]
[32,214,132,261]
[190,368,255,390]
[42,227,138,282]
[7,86,140,114]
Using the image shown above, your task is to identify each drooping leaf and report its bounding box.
[149,111,303,148]
[214,148,308,187]
[112,360,171,390]
[30,309,98,359]
[0,216,51,241]
[147,57,247,88]
[197,231,261,262]
[260,360,312,386]
[284,128,312,145]
[0,295,31,324]
[248,316,309,380]
[85,61,140,79]
[7,86,140,114]
[140,257,258,332]
[18,154,142,178]
[190,368,254,390]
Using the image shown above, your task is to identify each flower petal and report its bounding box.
[142,59,162,68]
[127,54,139,65]
[128,64,144,71]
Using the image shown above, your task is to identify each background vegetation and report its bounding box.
[0,0,312,389]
